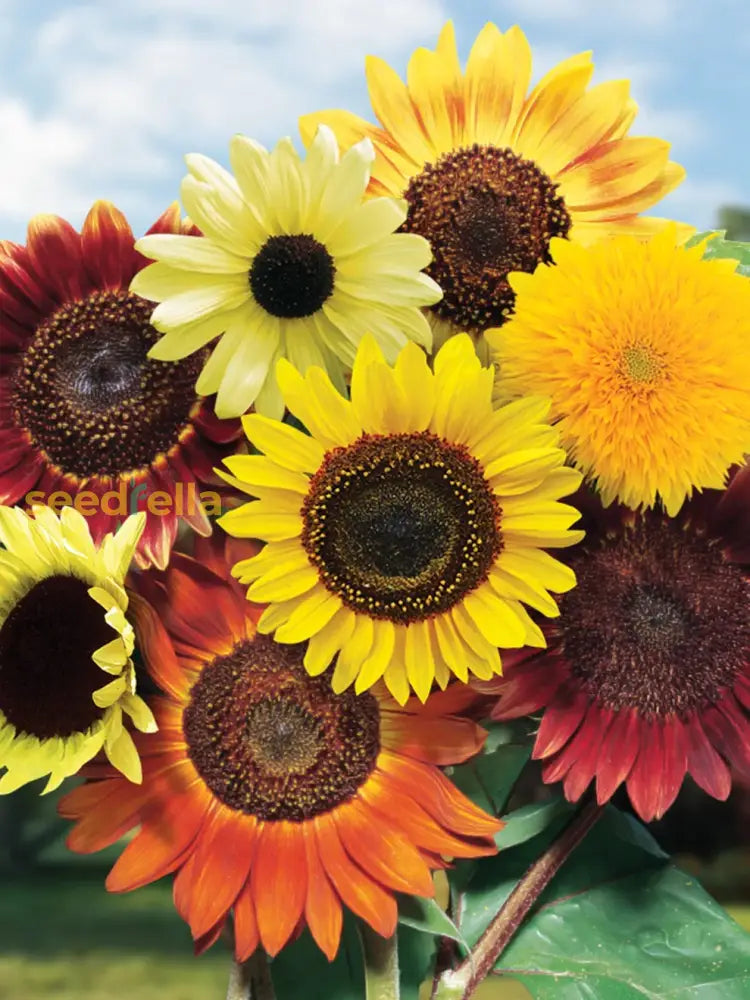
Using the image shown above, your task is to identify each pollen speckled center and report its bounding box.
[0,575,109,739]
[249,234,336,318]
[301,431,503,624]
[556,516,750,718]
[11,290,204,479]
[182,635,380,821]
[401,145,571,332]
[620,344,664,385]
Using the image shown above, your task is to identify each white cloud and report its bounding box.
[501,0,678,29]
[0,0,448,231]
[658,178,744,230]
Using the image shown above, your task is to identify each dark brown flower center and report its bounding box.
[301,431,503,624]
[557,516,750,718]
[402,144,571,332]
[12,290,204,479]
[0,575,110,739]
[182,634,380,821]
[249,234,336,318]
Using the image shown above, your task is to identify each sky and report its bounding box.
[0,0,747,242]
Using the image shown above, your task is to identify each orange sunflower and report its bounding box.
[300,21,688,349]
[60,538,499,960]
[0,201,242,569]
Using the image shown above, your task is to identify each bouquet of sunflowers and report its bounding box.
[1,20,749,1000]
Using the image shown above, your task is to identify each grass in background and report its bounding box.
[0,866,226,1000]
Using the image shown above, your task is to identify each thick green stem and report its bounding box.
[359,924,400,1000]
[226,948,276,1000]
[435,798,604,1000]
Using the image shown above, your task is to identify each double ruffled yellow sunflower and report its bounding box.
[0,506,155,792]
[300,21,688,351]
[490,228,750,515]
[218,336,583,704]
[132,125,441,419]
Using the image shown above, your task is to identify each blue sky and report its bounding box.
[0,0,746,242]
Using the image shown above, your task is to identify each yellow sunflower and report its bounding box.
[300,21,689,353]
[0,505,155,792]
[131,125,441,419]
[488,228,750,516]
[217,335,584,704]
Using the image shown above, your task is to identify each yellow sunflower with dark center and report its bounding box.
[0,505,154,792]
[299,21,689,350]
[218,335,583,703]
[489,228,750,515]
[0,201,242,570]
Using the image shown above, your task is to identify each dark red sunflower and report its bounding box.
[0,201,242,569]
[480,466,750,822]
[59,537,500,961]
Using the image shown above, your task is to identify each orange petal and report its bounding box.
[62,778,144,853]
[233,880,260,963]
[127,592,192,702]
[377,751,500,838]
[106,785,210,892]
[313,814,397,939]
[465,24,531,146]
[163,557,246,652]
[173,852,198,922]
[333,798,434,896]
[187,805,256,939]
[303,825,344,961]
[380,712,486,766]
[251,821,308,956]
[359,777,498,858]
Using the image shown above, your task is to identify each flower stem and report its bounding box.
[437,797,604,999]
[226,948,276,1000]
[359,924,400,1000]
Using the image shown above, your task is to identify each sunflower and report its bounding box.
[489,228,750,515]
[479,468,750,822]
[299,21,688,351]
[59,537,500,961]
[131,125,441,420]
[217,334,583,703]
[0,505,154,792]
[0,201,242,570]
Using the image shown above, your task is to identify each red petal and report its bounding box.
[542,705,602,787]
[0,453,45,503]
[595,708,641,803]
[163,556,247,651]
[534,686,590,759]
[25,214,88,304]
[251,821,307,957]
[313,813,397,939]
[685,715,732,800]
[489,657,564,720]
[191,402,242,445]
[706,695,750,781]
[626,722,665,822]
[381,712,487,766]
[81,201,136,290]
[562,708,612,802]
[187,805,256,939]
[302,825,343,961]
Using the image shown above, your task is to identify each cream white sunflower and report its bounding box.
[131,125,442,419]
[0,505,155,793]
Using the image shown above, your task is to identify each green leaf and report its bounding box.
[449,739,532,818]
[451,807,750,999]
[270,919,363,1000]
[496,796,575,850]
[398,894,468,947]
[686,231,750,276]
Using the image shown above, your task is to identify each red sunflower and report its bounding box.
[0,201,242,569]
[481,467,750,822]
[59,538,500,960]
